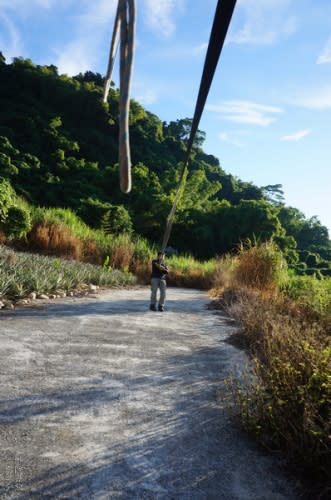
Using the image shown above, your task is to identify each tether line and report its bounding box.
[161,0,237,252]
[103,0,136,194]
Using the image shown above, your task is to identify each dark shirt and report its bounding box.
[151,259,169,280]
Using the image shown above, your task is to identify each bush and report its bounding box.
[101,205,133,235]
[284,275,331,316]
[233,241,288,292]
[3,205,32,238]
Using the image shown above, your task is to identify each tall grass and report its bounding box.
[284,274,331,317]
[213,241,331,494]
[233,240,288,292]
[166,254,217,289]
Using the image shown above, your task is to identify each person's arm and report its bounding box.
[159,261,168,274]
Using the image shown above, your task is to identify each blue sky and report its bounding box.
[0,0,330,235]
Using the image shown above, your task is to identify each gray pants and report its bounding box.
[150,278,166,307]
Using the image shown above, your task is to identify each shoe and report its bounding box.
[150,304,157,311]
[158,305,164,312]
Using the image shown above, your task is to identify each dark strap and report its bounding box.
[161,0,237,251]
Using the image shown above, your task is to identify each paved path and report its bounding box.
[0,287,301,499]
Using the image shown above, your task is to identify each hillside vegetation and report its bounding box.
[0,53,330,274]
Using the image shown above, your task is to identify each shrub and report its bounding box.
[225,291,330,490]
[101,205,133,235]
[284,275,331,316]
[233,241,288,292]
[3,205,32,238]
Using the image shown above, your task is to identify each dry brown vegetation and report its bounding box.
[212,242,331,496]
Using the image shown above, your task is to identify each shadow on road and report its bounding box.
[0,298,206,318]
[0,343,281,499]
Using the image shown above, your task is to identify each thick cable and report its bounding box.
[103,0,136,193]
[161,0,237,252]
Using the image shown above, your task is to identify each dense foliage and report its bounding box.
[0,54,330,273]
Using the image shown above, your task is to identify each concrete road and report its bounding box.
[0,287,301,499]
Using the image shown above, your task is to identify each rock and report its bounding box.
[15,299,29,306]
[4,302,14,310]
[56,291,67,298]
[28,292,37,300]
[0,301,5,309]
[68,292,74,297]
[37,294,49,300]
[49,294,57,299]
[89,284,98,293]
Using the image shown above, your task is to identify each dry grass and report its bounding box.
[107,234,135,271]
[233,241,288,292]
[227,292,330,491]
[213,242,331,495]
[0,229,6,244]
[27,221,82,259]
[131,261,150,284]
[81,238,104,265]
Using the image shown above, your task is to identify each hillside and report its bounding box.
[0,53,330,272]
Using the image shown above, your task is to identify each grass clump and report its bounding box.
[233,240,288,292]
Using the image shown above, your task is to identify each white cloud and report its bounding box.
[293,86,331,110]
[55,40,94,76]
[77,0,117,26]
[135,90,158,105]
[0,12,22,60]
[281,129,311,141]
[0,0,56,9]
[229,0,297,45]
[142,0,184,38]
[54,0,117,75]
[191,42,208,56]
[0,0,58,61]
[207,100,283,126]
[219,132,244,147]
[317,36,331,64]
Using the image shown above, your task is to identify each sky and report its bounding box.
[0,0,330,235]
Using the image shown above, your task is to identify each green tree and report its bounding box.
[101,205,133,235]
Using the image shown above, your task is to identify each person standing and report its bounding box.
[150,251,168,312]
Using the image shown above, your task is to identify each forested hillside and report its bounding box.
[0,53,330,273]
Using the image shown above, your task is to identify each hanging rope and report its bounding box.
[161,0,237,252]
[103,0,136,193]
